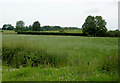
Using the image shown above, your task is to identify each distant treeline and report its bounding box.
[2,15,120,37]
[106,29,120,37]
[1,21,80,31]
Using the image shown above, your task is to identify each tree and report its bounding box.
[53,26,61,30]
[2,25,7,30]
[15,20,25,32]
[82,15,107,37]
[7,24,14,30]
[32,21,41,31]
[2,24,14,30]
[59,28,65,33]
[41,26,51,31]
[107,29,120,37]
[95,16,107,36]
[29,25,32,31]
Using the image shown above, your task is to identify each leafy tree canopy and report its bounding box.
[82,15,107,37]
[15,20,25,32]
[32,21,41,31]
[2,24,14,30]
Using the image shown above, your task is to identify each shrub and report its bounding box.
[107,30,120,37]
[17,31,86,36]
[2,46,68,68]
[17,30,21,33]
[59,29,65,33]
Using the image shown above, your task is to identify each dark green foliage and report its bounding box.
[64,27,81,30]
[2,46,68,68]
[22,25,32,31]
[16,21,25,28]
[2,21,80,32]
[17,31,86,36]
[2,25,7,30]
[82,15,107,37]
[18,30,120,37]
[39,25,80,31]
[17,30,21,33]
[41,26,61,31]
[41,26,52,31]
[32,21,41,31]
[28,25,32,30]
[2,24,14,30]
[59,29,65,33]
[15,20,25,32]
[107,29,120,37]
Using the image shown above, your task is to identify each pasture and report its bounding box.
[2,30,17,34]
[2,33,118,81]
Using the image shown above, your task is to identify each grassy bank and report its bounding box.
[2,34,118,81]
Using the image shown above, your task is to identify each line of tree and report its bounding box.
[41,26,61,31]
[5,20,80,32]
[2,24,14,30]
[1,15,120,37]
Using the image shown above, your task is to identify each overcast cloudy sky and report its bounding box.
[0,0,119,30]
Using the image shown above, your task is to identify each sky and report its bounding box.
[0,0,119,30]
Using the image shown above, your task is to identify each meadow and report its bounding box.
[2,30,17,34]
[2,32,118,81]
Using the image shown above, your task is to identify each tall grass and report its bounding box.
[2,34,118,81]
[2,41,68,68]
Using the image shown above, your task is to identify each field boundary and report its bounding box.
[17,31,86,36]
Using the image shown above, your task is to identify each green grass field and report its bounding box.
[65,30,82,33]
[2,33,118,81]
[2,30,17,34]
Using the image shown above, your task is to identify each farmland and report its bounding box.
[2,32,118,81]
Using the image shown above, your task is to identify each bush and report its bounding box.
[17,31,86,36]
[17,30,21,33]
[107,30,120,37]
[2,46,68,68]
[59,29,65,33]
